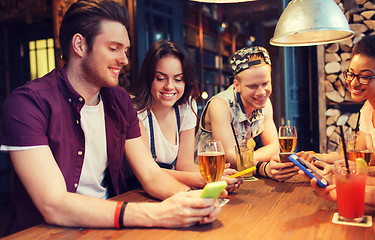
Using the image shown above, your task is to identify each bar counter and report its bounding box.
[4,175,374,239]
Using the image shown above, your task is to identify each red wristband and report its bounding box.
[114,201,123,228]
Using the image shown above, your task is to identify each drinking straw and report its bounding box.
[339,125,350,174]
[231,123,243,162]
[229,166,256,178]
[354,112,360,133]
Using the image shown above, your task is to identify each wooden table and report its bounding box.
[4,176,374,239]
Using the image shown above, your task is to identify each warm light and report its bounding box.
[270,0,354,47]
[218,21,228,33]
[201,91,209,100]
[246,35,256,46]
[29,38,55,80]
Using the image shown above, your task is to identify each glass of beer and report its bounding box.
[341,131,374,166]
[197,140,226,183]
[278,125,297,153]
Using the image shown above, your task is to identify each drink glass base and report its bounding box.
[338,215,364,223]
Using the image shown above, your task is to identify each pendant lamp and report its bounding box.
[270,0,354,47]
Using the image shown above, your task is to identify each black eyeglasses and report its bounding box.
[343,70,375,85]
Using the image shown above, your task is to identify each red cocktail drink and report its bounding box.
[336,173,366,221]
[334,160,367,222]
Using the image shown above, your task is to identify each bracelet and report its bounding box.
[264,162,270,178]
[114,201,123,228]
[255,161,263,177]
[119,202,128,228]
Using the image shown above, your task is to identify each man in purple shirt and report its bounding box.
[0,0,221,235]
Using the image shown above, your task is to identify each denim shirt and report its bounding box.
[1,67,140,234]
[195,85,266,159]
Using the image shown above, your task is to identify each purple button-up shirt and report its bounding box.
[1,67,140,235]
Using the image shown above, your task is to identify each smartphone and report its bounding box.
[200,181,228,199]
[288,154,328,188]
[279,152,292,163]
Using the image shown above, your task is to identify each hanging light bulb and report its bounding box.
[201,91,209,100]
[246,35,256,46]
[270,0,354,47]
[218,21,228,33]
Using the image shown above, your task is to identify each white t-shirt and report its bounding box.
[359,100,375,149]
[1,97,108,199]
[138,100,197,164]
[77,99,108,199]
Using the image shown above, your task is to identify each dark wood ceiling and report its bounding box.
[0,0,282,26]
[222,0,282,23]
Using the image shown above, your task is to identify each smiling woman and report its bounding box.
[345,36,375,152]
[130,39,200,171]
[130,39,243,191]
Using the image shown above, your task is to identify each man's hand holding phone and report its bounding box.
[200,181,228,199]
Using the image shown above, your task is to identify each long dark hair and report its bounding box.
[131,39,200,113]
[59,0,129,62]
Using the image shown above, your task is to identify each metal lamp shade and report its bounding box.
[270,0,354,47]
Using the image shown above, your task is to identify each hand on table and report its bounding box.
[155,190,221,227]
[265,155,299,182]
[221,163,243,192]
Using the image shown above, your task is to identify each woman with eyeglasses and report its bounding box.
[298,35,375,165]
[343,36,375,148]
[296,35,375,206]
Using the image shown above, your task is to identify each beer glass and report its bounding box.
[341,131,374,166]
[278,125,297,153]
[197,140,225,183]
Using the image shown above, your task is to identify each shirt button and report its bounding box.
[76,120,79,124]
[78,151,83,156]
[68,98,72,102]
[78,97,83,102]
[74,183,78,188]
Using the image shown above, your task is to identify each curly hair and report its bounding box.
[351,35,375,59]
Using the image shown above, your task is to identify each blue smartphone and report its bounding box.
[200,181,227,199]
[288,154,328,188]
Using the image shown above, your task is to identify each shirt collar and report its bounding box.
[56,67,115,107]
[235,90,262,124]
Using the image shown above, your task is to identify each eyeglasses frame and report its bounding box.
[343,69,375,85]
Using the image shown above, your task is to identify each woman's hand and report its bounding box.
[221,163,243,192]
[297,151,342,164]
[297,161,337,202]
